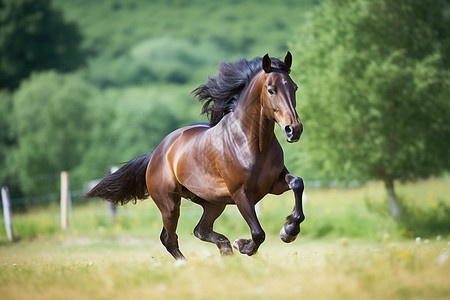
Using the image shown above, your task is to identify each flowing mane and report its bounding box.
[193,56,290,126]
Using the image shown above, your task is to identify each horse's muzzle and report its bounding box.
[283,123,303,143]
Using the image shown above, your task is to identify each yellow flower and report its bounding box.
[397,249,413,260]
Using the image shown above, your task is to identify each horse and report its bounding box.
[84,52,305,260]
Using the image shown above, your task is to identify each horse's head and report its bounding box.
[261,52,303,143]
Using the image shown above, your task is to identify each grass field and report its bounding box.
[1,237,449,299]
[1,179,449,299]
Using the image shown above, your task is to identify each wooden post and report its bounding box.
[1,186,14,242]
[60,171,69,231]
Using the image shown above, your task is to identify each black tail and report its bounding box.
[83,151,154,205]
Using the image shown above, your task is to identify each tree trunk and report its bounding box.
[384,177,401,221]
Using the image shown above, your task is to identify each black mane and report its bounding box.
[192,56,289,126]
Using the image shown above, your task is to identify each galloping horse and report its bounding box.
[84,52,305,260]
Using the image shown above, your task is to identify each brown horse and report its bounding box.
[84,52,305,260]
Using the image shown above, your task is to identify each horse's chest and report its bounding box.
[224,148,284,197]
[251,155,284,194]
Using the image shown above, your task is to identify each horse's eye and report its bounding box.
[268,88,275,95]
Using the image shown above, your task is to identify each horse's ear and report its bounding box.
[262,54,271,73]
[284,51,292,73]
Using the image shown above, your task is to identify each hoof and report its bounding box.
[280,226,297,243]
[219,245,234,256]
[233,240,240,250]
[233,239,247,252]
[233,239,257,256]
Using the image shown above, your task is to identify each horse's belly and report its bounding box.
[181,176,232,203]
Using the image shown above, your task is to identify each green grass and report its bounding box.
[1,178,449,243]
[0,179,449,299]
[0,237,449,299]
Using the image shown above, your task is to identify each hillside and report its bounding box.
[54,0,317,62]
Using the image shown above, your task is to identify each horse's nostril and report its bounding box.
[285,125,293,135]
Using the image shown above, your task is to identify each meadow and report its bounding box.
[1,179,449,299]
[2,1,449,298]
[1,236,448,300]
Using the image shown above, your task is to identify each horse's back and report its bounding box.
[147,122,210,167]
[146,123,213,197]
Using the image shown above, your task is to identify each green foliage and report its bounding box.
[8,69,199,197]
[76,85,196,183]
[52,0,316,89]
[12,71,96,195]
[398,197,450,238]
[0,90,17,191]
[87,38,226,87]
[366,192,450,238]
[0,0,85,90]
[54,0,316,58]
[0,0,319,200]
[291,0,450,185]
[109,92,180,158]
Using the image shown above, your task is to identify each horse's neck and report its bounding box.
[228,77,275,152]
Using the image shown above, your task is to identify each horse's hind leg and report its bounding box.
[194,201,233,256]
[155,195,185,260]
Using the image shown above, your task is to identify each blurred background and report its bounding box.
[0,0,449,241]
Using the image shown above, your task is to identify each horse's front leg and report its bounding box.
[280,172,305,243]
[232,188,265,256]
[270,167,306,243]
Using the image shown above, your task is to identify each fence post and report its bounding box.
[1,186,14,242]
[60,171,69,231]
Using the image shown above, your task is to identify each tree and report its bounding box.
[78,88,183,182]
[0,0,85,90]
[292,0,450,219]
[0,90,19,195]
[12,71,96,196]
